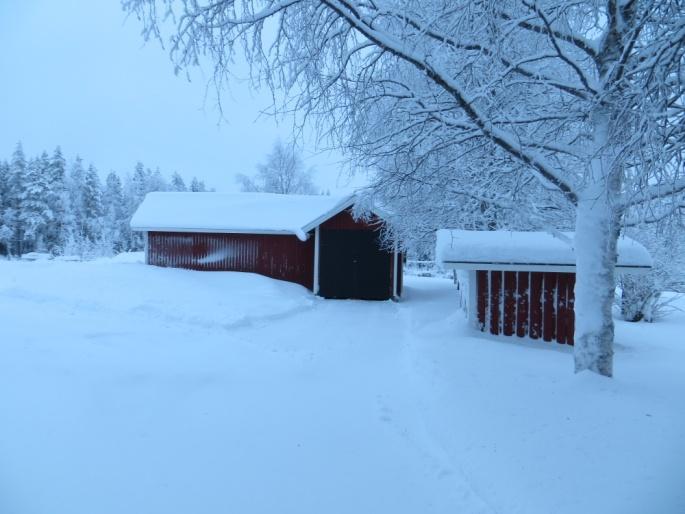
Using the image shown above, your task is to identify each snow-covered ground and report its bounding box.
[1,255,683,514]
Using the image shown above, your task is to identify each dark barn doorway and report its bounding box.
[318,229,393,300]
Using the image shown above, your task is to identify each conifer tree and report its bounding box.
[131,162,147,205]
[82,164,103,243]
[0,161,8,208]
[68,156,86,241]
[103,171,128,252]
[170,172,186,192]
[8,142,27,255]
[190,177,206,192]
[147,167,168,193]
[45,147,69,253]
[20,152,53,252]
[0,161,11,256]
[126,162,149,250]
[1,144,212,257]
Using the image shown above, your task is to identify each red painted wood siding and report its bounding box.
[147,231,315,289]
[476,271,575,345]
[529,272,543,339]
[542,272,557,342]
[503,271,517,336]
[516,272,529,338]
[476,270,488,329]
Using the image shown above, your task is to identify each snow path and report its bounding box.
[397,282,685,514]
[1,259,684,514]
[0,260,488,514]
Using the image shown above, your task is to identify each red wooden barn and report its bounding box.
[436,230,652,345]
[131,192,402,300]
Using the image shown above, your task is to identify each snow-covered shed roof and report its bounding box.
[436,230,652,273]
[130,192,356,241]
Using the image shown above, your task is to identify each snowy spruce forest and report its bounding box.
[0,143,209,258]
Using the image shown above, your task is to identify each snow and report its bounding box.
[130,192,355,241]
[105,251,145,264]
[19,252,52,261]
[196,249,234,264]
[436,229,652,271]
[1,256,684,514]
[0,256,311,332]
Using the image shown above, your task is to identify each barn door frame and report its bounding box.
[313,226,320,295]
[392,241,399,299]
[144,231,149,264]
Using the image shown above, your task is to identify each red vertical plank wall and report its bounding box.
[516,272,529,338]
[529,272,543,339]
[542,272,557,342]
[489,271,502,335]
[476,271,488,330]
[556,273,569,344]
[503,272,517,336]
[475,270,575,345]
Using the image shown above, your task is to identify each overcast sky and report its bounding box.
[0,0,363,193]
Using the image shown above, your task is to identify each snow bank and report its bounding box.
[0,257,313,330]
[107,251,145,263]
[436,229,652,270]
[130,192,354,241]
[397,277,685,514]
[0,261,683,514]
[20,252,52,261]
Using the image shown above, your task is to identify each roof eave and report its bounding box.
[130,226,308,239]
[300,194,357,234]
[440,260,652,274]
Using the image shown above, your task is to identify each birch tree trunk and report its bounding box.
[573,110,623,377]
[574,195,620,376]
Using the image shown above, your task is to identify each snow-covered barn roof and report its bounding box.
[130,192,356,241]
[436,230,652,273]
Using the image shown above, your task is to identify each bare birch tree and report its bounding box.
[123,0,685,377]
[237,140,317,194]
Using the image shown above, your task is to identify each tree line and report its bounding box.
[0,142,209,258]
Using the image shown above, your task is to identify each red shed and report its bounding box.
[436,230,652,345]
[131,192,402,300]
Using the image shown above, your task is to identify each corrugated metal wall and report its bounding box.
[147,231,315,289]
[477,270,575,345]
